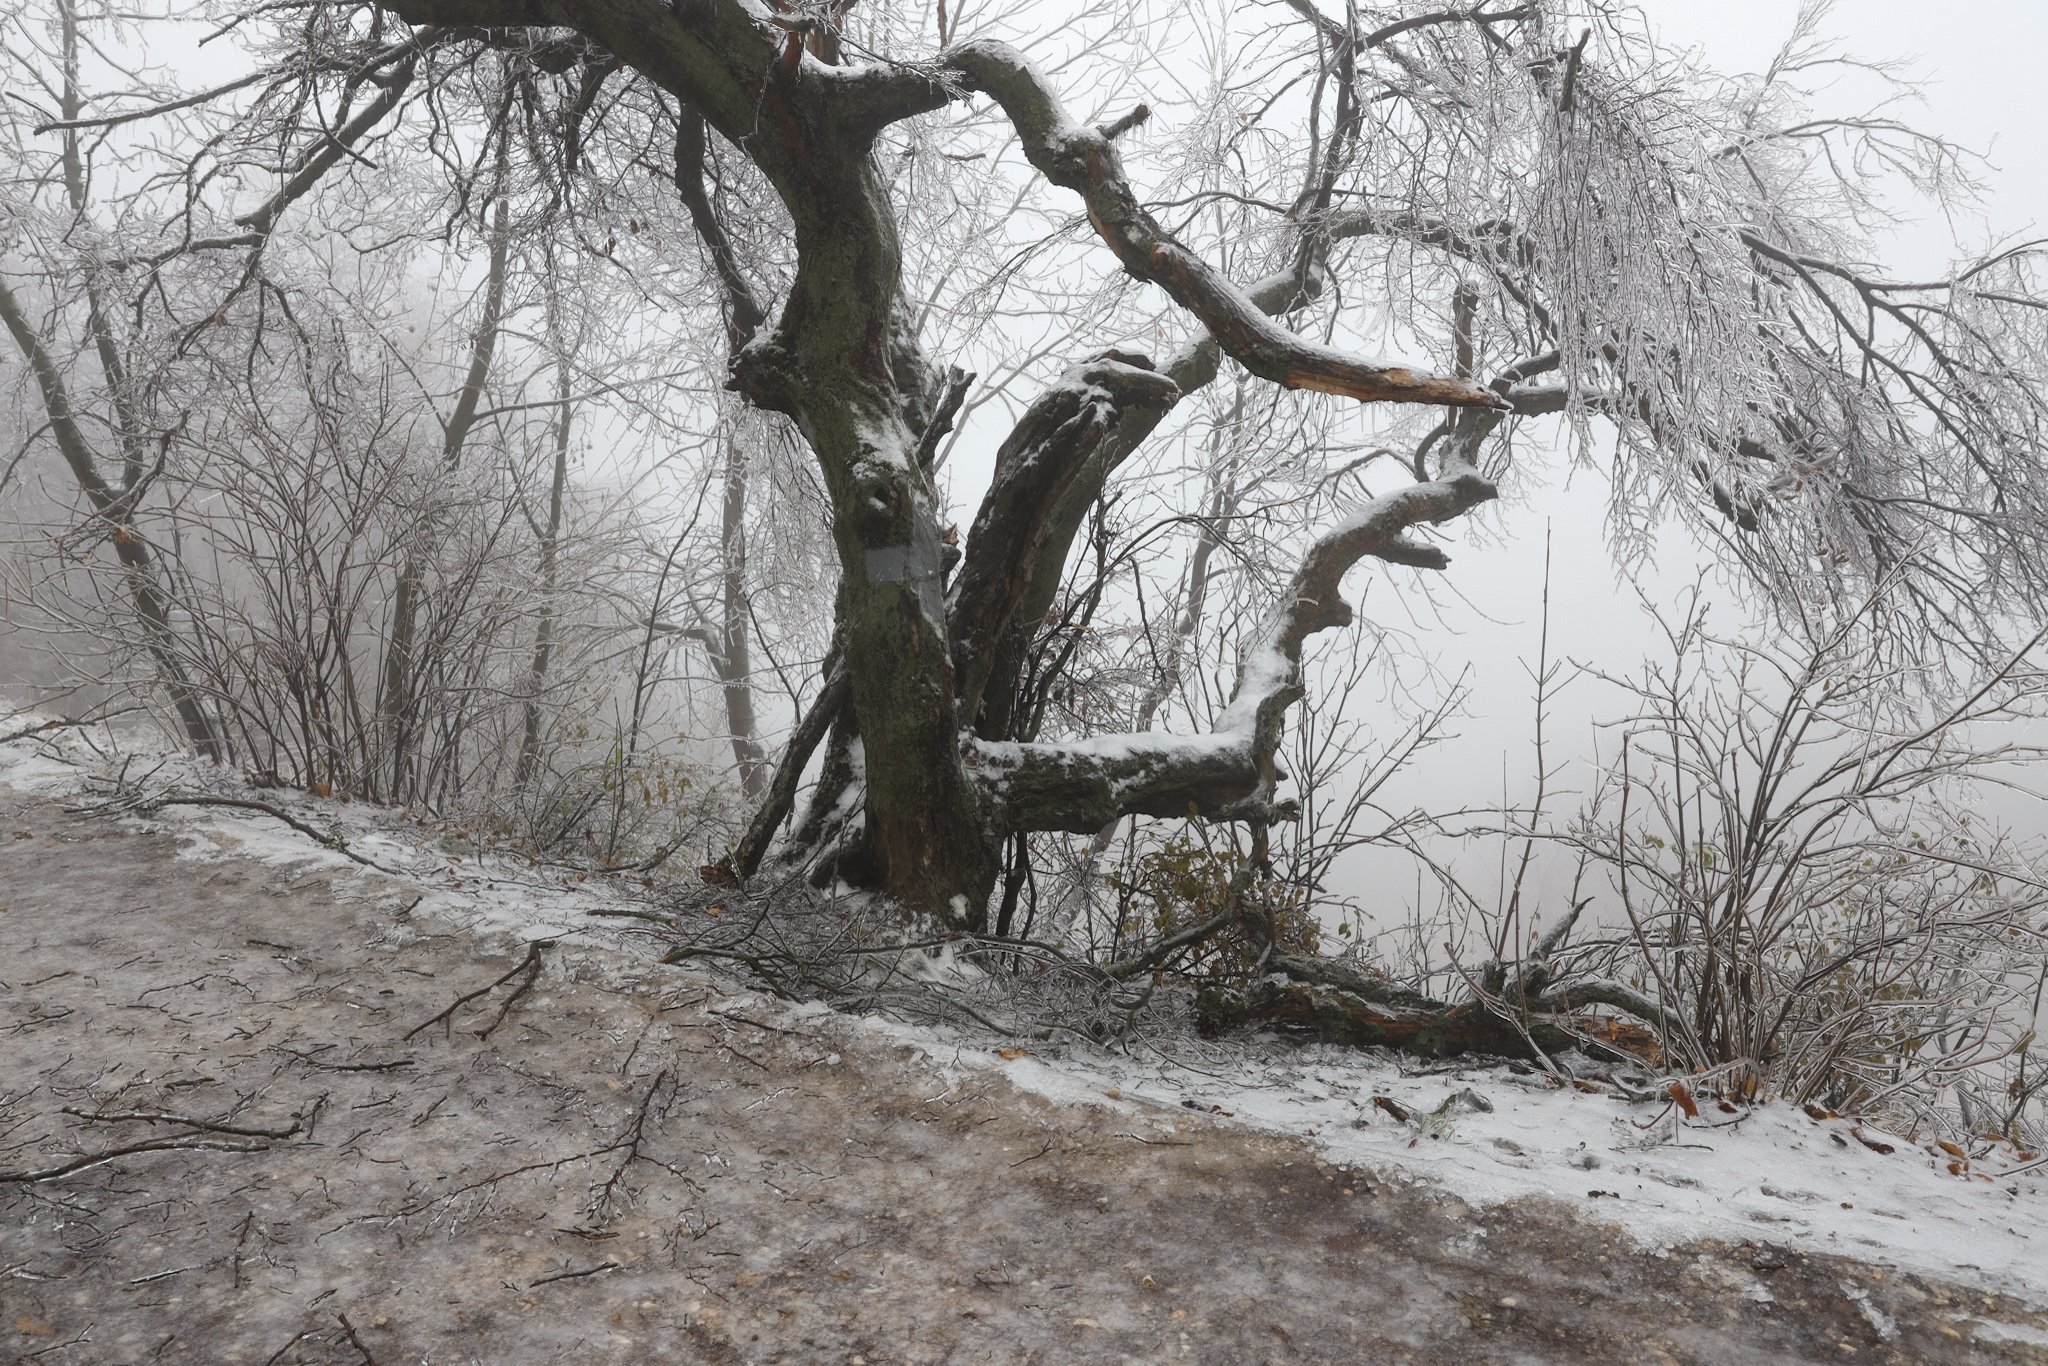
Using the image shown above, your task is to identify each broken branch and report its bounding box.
[402,939,550,1041]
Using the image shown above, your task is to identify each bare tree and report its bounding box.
[9,0,2048,999]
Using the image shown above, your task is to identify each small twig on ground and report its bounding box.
[233,1211,255,1288]
[61,1106,301,1139]
[334,1311,380,1365]
[17,1322,94,1358]
[0,1135,270,1183]
[530,1260,621,1287]
[718,1042,769,1070]
[280,1047,413,1072]
[1009,1138,1055,1167]
[708,1010,810,1038]
[404,939,551,1041]
[372,1135,659,1221]
[130,1261,209,1285]
[586,907,677,925]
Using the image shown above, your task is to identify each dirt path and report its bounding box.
[2,783,2041,1364]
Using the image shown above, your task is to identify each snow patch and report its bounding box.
[974,1040,2048,1301]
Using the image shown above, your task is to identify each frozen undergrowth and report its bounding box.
[5,715,2045,1307]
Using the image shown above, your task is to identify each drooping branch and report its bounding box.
[945,41,1508,411]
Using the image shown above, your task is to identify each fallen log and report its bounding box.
[1194,978,1588,1059]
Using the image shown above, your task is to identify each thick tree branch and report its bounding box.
[375,0,780,151]
[975,265,1323,741]
[732,665,849,878]
[944,41,1507,410]
[950,355,1180,723]
[967,459,1496,833]
[971,730,1282,834]
[674,106,768,359]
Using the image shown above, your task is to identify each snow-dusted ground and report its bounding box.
[7,716,2044,1316]
[982,1045,2048,1305]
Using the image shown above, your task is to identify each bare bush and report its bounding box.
[1554,581,2048,1135]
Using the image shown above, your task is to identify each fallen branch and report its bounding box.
[147,796,403,874]
[530,1260,621,1288]
[0,1135,270,1183]
[60,1106,301,1139]
[403,939,550,1041]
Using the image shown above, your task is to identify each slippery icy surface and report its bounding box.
[6,717,2044,1311]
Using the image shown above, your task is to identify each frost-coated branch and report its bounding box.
[967,460,1496,833]
[943,41,1508,411]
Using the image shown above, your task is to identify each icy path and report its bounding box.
[6,720,2044,1317]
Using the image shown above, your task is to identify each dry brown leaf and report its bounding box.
[998,1049,1031,1060]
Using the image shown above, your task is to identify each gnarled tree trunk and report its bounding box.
[373,0,1503,927]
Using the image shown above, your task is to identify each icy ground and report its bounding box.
[6,718,2044,1314]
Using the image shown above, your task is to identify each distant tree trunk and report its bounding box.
[715,428,768,800]
[516,359,573,792]
[380,188,510,802]
[0,279,225,761]
[0,0,223,759]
